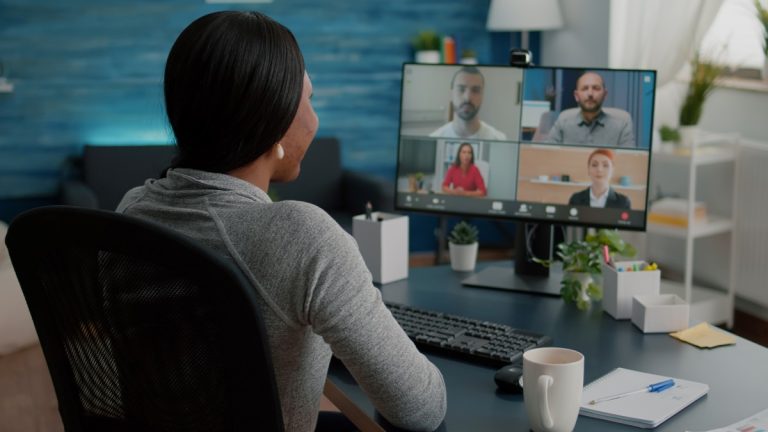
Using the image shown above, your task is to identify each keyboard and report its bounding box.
[385,302,553,367]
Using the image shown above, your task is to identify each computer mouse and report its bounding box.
[494,364,524,393]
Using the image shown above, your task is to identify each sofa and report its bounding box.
[60,138,394,231]
[0,220,38,356]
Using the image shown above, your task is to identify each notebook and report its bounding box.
[580,368,709,428]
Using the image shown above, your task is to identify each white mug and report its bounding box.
[523,347,584,432]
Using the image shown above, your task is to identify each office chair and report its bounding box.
[5,206,283,432]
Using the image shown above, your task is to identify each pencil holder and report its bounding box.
[353,212,409,284]
[602,261,660,320]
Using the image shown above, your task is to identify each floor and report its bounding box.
[1,253,766,431]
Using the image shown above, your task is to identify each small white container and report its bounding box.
[602,261,660,319]
[631,294,690,333]
[353,212,409,284]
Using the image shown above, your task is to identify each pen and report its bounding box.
[589,379,675,405]
[365,201,372,220]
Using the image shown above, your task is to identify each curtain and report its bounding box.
[608,0,724,87]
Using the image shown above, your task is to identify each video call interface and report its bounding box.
[396,63,656,229]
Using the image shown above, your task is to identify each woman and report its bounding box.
[117,11,445,432]
[441,142,487,197]
[568,149,631,209]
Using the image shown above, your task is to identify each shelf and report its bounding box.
[660,280,732,326]
[529,179,646,190]
[653,146,736,166]
[647,215,734,239]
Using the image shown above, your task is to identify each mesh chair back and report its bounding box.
[5,206,283,432]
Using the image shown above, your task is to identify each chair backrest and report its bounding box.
[5,206,283,432]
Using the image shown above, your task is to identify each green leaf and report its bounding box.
[587,283,603,301]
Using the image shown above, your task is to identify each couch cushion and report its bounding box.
[269,138,343,211]
[83,145,177,211]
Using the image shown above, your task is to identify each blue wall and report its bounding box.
[0,0,497,201]
[0,0,531,251]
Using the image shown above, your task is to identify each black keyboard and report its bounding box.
[385,302,553,367]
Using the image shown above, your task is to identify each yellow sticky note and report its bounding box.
[669,322,736,348]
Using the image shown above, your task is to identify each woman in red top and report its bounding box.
[442,142,487,197]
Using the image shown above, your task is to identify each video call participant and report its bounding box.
[568,149,631,209]
[547,71,635,147]
[117,11,446,432]
[430,66,507,140]
[442,142,487,197]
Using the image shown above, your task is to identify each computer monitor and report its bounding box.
[395,63,657,295]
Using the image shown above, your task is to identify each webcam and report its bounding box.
[509,49,533,67]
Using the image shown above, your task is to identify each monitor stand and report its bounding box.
[461,223,563,297]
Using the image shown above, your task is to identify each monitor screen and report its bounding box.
[395,63,656,230]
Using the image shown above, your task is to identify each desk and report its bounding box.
[328,262,768,431]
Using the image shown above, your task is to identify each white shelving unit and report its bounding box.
[648,132,739,328]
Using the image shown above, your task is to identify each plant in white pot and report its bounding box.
[448,220,479,272]
[537,230,636,311]
[412,30,442,64]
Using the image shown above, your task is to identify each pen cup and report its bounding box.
[353,212,409,284]
[602,261,660,320]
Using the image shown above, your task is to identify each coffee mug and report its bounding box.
[523,347,584,432]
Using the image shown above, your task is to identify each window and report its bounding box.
[699,0,766,78]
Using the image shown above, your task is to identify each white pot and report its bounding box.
[449,242,478,272]
[415,50,440,64]
[678,125,699,147]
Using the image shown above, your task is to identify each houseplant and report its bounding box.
[678,54,724,145]
[412,30,441,64]
[460,48,478,65]
[448,220,479,272]
[537,229,637,310]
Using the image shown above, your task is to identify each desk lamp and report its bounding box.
[486,0,564,51]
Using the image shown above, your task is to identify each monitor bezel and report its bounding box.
[394,62,657,232]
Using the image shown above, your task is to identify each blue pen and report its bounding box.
[589,379,675,405]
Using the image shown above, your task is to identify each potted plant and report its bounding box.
[448,220,479,272]
[678,54,724,146]
[460,48,478,65]
[536,230,636,310]
[412,30,441,64]
[756,0,768,79]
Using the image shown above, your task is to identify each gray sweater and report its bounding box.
[117,168,447,432]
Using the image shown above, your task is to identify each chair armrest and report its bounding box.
[60,180,99,209]
[341,170,395,215]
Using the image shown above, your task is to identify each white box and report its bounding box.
[632,294,690,333]
[352,212,408,284]
[602,261,660,319]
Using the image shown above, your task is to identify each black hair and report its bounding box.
[450,66,484,89]
[452,142,475,167]
[164,11,305,172]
